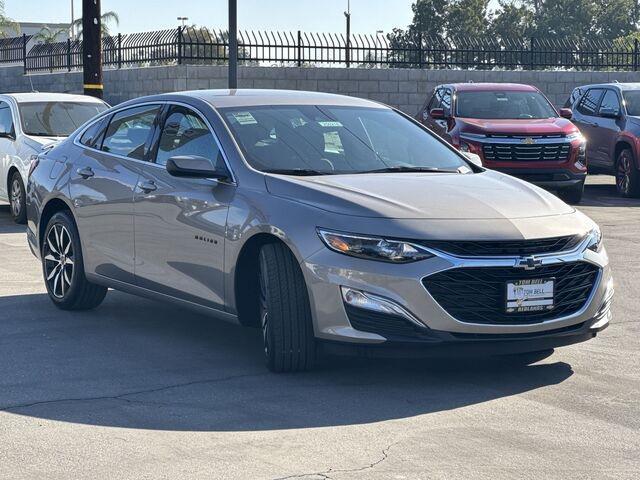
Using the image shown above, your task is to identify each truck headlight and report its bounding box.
[318,229,434,263]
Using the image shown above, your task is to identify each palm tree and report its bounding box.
[72,10,119,39]
[0,0,19,38]
[33,25,67,44]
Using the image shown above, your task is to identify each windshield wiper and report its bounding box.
[263,168,335,176]
[363,166,460,174]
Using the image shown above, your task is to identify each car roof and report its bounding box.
[573,82,640,92]
[0,92,106,104]
[445,83,540,92]
[120,89,389,110]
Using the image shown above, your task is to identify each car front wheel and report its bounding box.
[558,180,584,204]
[616,149,640,198]
[258,242,316,373]
[42,211,107,310]
[9,171,27,224]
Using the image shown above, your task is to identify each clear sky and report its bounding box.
[5,0,417,35]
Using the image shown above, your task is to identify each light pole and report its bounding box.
[229,0,237,89]
[177,16,189,28]
[83,0,102,99]
[70,0,74,39]
[344,0,351,67]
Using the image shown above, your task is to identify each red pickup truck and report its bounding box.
[418,83,587,203]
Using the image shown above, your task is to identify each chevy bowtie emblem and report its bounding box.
[522,137,536,145]
[516,256,543,270]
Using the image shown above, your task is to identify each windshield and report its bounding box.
[19,101,108,137]
[456,91,558,119]
[623,90,640,116]
[220,105,471,175]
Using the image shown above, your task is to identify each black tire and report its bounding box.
[258,242,316,372]
[558,180,584,204]
[42,211,107,310]
[615,148,640,198]
[9,171,27,224]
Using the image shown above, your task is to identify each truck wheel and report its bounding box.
[616,149,640,198]
[42,211,107,310]
[258,242,316,373]
[9,171,27,224]
[558,180,584,204]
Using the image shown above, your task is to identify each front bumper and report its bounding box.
[490,167,586,189]
[301,236,612,355]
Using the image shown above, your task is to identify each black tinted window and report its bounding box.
[155,106,223,167]
[79,116,109,148]
[577,89,604,115]
[0,102,13,135]
[102,105,160,160]
[623,90,640,116]
[428,90,442,110]
[599,90,621,114]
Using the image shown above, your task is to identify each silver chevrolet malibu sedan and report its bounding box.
[26,89,613,372]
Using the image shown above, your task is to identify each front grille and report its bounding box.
[482,143,571,162]
[422,235,582,257]
[345,305,430,340]
[423,262,599,325]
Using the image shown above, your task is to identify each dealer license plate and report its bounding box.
[506,279,554,313]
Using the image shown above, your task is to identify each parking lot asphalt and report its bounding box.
[0,175,638,480]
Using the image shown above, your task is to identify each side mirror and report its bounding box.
[462,152,483,167]
[600,107,621,119]
[430,108,446,120]
[559,108,573,119]
[0,126,15,140]
[166,155,230,181]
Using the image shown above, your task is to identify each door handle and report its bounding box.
[76,167,94,179]
[138,180,157,193]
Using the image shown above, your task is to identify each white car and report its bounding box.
[0,92,108,223]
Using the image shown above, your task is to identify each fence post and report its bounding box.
[66,39,72,71]
[634,38,638,72]
[530,37,535,70]
[22,33,27,74]
[177,26,183,65]
[118,33,122,68]
[297,30,302,67]
[418,31,423,69]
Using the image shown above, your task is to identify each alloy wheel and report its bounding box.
[43,224,75,299]
[10,178,22,218]
[617,153,632,196]
[258,255,270,357]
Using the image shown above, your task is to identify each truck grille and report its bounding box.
[482,143,571,162]
[422,262,599,325]
[422,235,582,257]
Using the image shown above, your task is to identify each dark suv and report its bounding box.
[567,83,640,197]
[418,83,587,203]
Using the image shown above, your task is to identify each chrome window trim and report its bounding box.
[420,239,604,328]
[72,100,237,185]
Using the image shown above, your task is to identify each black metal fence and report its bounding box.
[1,27,639,73]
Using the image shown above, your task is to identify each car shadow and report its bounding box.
[0,291,573,432]
[0,205,26,234]
[580,177,640,207]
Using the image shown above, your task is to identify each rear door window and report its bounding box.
[101,105,160,160]
[576,89,604,116]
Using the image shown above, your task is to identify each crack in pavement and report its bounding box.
[272,442,398,480]
[0,371,266,412]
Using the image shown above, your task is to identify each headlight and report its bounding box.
[317,229,434,263]
[587,226,603,252]
[567,132,585,142]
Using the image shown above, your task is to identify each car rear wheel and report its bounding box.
[558,180,584,204]
[616,149,640,198]
[42,211,107,310]
[258,242,316,373]
[9,171,27,224]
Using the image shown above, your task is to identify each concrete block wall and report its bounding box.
[2,64,640,115]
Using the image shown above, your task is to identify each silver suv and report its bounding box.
[26,90,613,372]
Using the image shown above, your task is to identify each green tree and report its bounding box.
[534,0,598,38]
[490,1,535,39]
[446,0,490,37]
[594,0,637,38]
[0,0,19,38]
[33,25,67,44]
[72,10,119,39]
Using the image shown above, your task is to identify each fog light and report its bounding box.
[340,287,424,327]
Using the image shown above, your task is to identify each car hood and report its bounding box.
[264,170,575,220]
[457,117,577,136]
[24,135,65,151]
